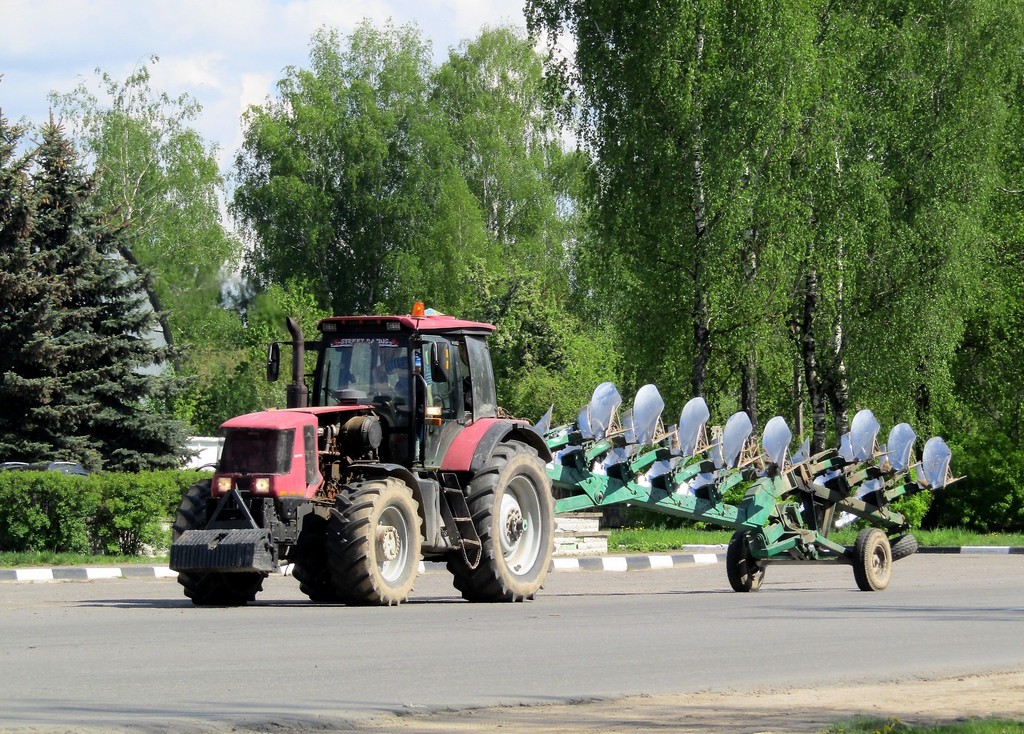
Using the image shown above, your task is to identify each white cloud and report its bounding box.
[1,0,532,167]
[149,54,229,93]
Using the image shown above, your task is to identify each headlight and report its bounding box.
[253,477,271,494]
[217,477,233,493]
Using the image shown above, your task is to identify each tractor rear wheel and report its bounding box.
[726,530,765,592]
[447,441,555,602]
[292,513,342,603]
[326,477,421,605]
[853,527,892,591]
[172,481,267,606]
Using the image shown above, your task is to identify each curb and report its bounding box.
[0,566,179,582]
[552,552,724,572]
[914,546,1024,555]
[3,547,1021,584]
[0,552,727,584]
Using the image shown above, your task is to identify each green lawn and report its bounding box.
[607,527,1024,554]
[0,551,168,568]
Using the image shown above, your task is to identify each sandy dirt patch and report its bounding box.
[364,669,1024,733]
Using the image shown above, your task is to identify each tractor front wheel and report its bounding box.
[326,477,421,605]
[726,530,765,592]
[853,528,892,591]
[172,481,267,606]
[292,513,342,603]
[447,441,555,602]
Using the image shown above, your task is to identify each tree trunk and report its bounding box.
[118,244,176,364]
[801,265,828,452]
[741,353,758,429]
[793,356,804,438]
[740,163,759,428]
[689,15,711,398]
[823,146,850,438]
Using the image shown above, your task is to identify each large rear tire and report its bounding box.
[853,527,892,591]
[726,530,765,592]
[447,441,555,602]
[172,481,267,606]
[326,478,421,606]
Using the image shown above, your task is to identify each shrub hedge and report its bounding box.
[0,470,208,555]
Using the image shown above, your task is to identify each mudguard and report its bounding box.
[440,419,552,475]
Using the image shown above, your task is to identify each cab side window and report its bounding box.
[466,336,496,420]
[423,337,461,420]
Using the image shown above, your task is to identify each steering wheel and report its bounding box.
[371,393,399,425]
[327,387,368,402]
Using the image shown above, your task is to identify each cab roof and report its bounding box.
[318,312,495,337]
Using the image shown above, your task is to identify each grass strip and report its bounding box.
[607,527,1024,554]
[826,717,1024,733]
[0,551,168,568]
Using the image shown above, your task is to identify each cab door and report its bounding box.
[420,337,463,468]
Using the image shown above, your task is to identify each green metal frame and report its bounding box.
[544,414,941,568]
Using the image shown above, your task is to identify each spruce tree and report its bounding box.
[0,111,54,461]
[0,119,188,470]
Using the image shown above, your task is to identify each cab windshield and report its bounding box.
[320,337,412,428]
[220,428,293,474]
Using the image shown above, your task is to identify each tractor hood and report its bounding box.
[220,405,370,431]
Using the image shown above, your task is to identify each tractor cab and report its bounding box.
[292,303,498,469]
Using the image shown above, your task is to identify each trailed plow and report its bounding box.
[535,383,957,592]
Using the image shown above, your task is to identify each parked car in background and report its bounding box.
[0,461,89,475]
[0,462,30,471]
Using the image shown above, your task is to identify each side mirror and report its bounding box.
[266,342,281,382]
[430,342,451,383]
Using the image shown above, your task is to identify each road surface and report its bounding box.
[1,554,1022,732]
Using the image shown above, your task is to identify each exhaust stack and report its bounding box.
[286,317,308,408]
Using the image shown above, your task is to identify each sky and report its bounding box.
[0,0,530,170]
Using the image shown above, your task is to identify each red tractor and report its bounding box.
[169,305,555,606]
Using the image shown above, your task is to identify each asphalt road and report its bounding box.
[1,554,1022,733]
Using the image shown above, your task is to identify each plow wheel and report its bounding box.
[326,478,421,606]
[447,441,555,603]
[853,528,892,591]
[726,530,765,592]
[291,513,342,603]
[890,532,918,562]
[172,481,266,606]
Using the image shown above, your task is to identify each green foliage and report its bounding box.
[0,552,166,568]
[914,528,1024,548]
[5,13,1020,534]
[473,264,619,421]
[0,470,200,555]
[233,21,596,425]
[234,21,462,316]
[173,279,329,434]
[892,492,933,532]
[50,57,240,353]
[608,526,1024,554]
[827,718,1024,734]
[0,119,189,470]
[609,526,734,553]
[929,432,1024,533]
[527,0,1024,459]
[0,471,97,553]
[89,471,187,555]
